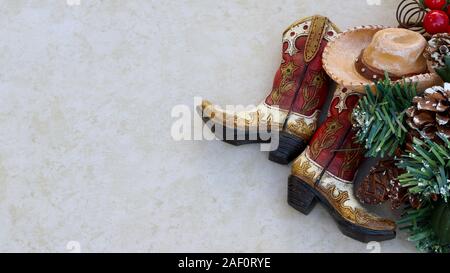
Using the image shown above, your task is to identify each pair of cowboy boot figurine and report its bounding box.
[199,15,396,242]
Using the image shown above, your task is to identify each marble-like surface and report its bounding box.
[0,0,417,252]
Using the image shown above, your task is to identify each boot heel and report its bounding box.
[288,176,317,215]
[269,132,307,165]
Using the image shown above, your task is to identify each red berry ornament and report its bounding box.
[425,0,447,10]
[423,10,449,34]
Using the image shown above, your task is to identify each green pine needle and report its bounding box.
[398,203,450,253]
[352,75,417,158]
[397,134,450,202]
[396,134,450,253]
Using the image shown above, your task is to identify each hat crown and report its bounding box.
[363,28,427,77]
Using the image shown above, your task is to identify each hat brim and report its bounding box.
[322,26,442,93]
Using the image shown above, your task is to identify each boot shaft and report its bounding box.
[307,87,364,182]
[265,16,339,115]
[267,16,341,164]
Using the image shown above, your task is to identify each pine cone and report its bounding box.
[406,85,450,141]
[387,176,409,209]
[408,194,422,210]
[357,160,402,206]
[405,129,421,152]
[424,33,450,71]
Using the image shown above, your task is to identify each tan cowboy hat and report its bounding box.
[322,26,442,93]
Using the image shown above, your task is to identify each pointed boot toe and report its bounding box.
[289,173,397,243]
[198,99,277,146]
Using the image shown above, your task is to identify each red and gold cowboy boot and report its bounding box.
[199,15,339,160]
[289,86,396,243]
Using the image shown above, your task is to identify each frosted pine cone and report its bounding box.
[406,84,450,141]
[425,33,450,71]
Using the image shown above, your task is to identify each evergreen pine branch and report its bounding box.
[398,202,450,253]
[396,134,450,253]
[397,134,450,202]
[352,75,417,158]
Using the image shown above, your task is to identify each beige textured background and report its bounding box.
[0,0,417,252]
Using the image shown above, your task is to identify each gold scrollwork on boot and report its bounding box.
[292,157,317,183]
[300,71,325,115]
[311,72,325,88]
[319,184,396,231]
[271,61,299,104]
[287,118,317,141]
[322,185,367,224]
[338,142,363,179]
[271,81,296,105]
[309,119,343,160]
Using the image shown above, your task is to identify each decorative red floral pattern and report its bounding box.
[308,92,365,181]
[265,32,330,117]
